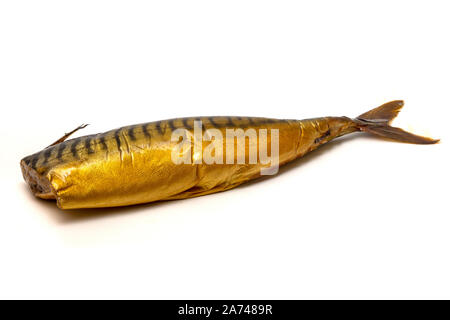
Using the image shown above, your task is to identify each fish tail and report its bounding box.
[354,100,439,144]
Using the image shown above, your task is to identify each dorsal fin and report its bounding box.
[46,124,89,148]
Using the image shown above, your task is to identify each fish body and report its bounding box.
[20,101,437,209]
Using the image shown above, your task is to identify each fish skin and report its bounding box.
[20,116,356,209]
[20,101,438,209]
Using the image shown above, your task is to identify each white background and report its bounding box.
[0,1,448,299]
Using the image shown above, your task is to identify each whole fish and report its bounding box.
[21,100,438,209]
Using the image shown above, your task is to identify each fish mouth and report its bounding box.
[20,159,55,200]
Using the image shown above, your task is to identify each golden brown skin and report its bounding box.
[20,116,356,209]
[20,101,438,209]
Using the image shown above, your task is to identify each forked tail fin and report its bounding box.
[355,100,439,144]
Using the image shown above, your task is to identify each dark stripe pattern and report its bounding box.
[155,122,165,135]
[84,137,94,154]
[128,127,136,141]
[70,139,80,159]
[142,124,151,137]
[99,136,108,150]
[182,118,192,130]
[42,148,52,164]
[168,119,176,132]
[22,117,284,171]
[114,129,122,152]
[31,156,38,169]
[56,143,66,160]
